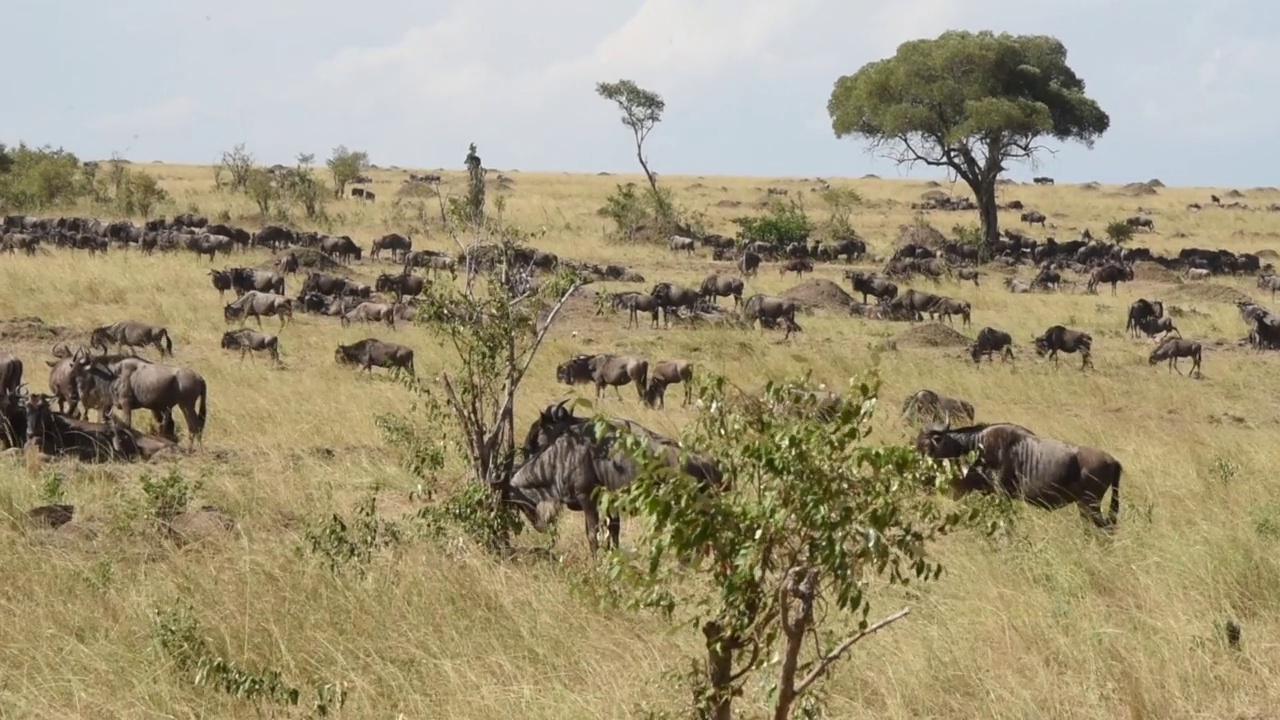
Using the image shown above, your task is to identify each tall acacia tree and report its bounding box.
[596,79,670,219]
[827,31,1110,243]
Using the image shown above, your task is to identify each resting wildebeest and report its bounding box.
[341,302,398,330]
[1003,277,1032,294]
[334,338,416,378]
[1087,263,1134,296]
[915,422,1122,528]
[742,294,802,339]
[779,258,814,278]
[0,353,22,395]
[224,291,293,328]
[506,401,724,555]
[23,393,130,462]
[970,327,1015,364]
[90,320,174,357]
[1033,325,1094,369]
[643,359,694,409]
[844,271,898,304]
[556,354,649,401]
[375,272,426,301]
[1126,299,1163,338]
[699,274,744,308]
[900,389,976,426]
[220,329,281,363]
[1149,337,1202,377]
[606,291,660,329]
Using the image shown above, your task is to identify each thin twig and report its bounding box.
[792,607,912,696]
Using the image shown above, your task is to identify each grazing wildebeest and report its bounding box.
[956,267,980,287]
[1186,268,1211,281]
[915,422,1122,528]
[224,291,293,328]
[699,274,744,308]
[506,401,723,555]
[650,282,702,327]
[1021,210,1047,227]
[668,235,696,255]
[780,258,814,278]
[742,294,802,338]
[970,327,1015,364]
[341,302,398,330]
[556,354,649,401]
[738,251,761,277]
[643,359,694,409]
[335,339,416,377]
[1149,338,1202,376]
[209,269,233,297]
[0,353,22,395]
[606,291,660,329]
[375,272,426,301]
[1136,314,1179,340]
[1087,263,1134,296]
[371,233,412,261]
[844,271,898,304]
[1031,268,1061,291]
[1033,325,1094,369]
[90,321,174,357]
[1126,299,1164,338]
[230,267,285,296]
[931,297,972,327]
[900,389,976,426]
[220,329,281,363]
[321,235,363,263]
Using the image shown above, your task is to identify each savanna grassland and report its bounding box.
[3,161,1280,719]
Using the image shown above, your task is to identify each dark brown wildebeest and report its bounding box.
[888,288,942,322]
[335,338,416,378]
[844,271,898,304]
[742,294,802,339]
[229,267,285,296]
[650,282,702,327]
[0,353,22,395]
[90,321,174,357]
[220,329,281,363]
[1087,263,1134,295]
[23,393,130,462]
[187,233,234,261]
[277,251,299,274]
[970,327,1014,364]
[956,267,980,287]
[1021,210,1047,227]
[779,258,813,278]
[341,302,399,330]
[930,297,972,327]
[1125,216,1154,231]
[371,233,412,262]
[643,359,693,408]
[1033,325,1094,369]
[351,188,366,199]
[302,271,350,296]
[1135,314,1179,340]
[1126,298,1163,338]
[507,401,724,555]
[606,291,660,329]
[320,235,363,263]
[699,274,744,308]
[1149,337,1202,376]
[900,389,975,426]
[375,272,426,301]
[224,291,293,329]
[668,235,696,255]
[738,251,761,277]
[1031,267,1061,291]
[556,354,649,401]
[0,388,25,449]
[341,280,374,299]
[209,269,233,297]
[1033,176,1055,185]
[364,191,376,203]
[916,422,1122,528]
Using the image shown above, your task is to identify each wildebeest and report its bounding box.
[956,267,980,287]
[321,235,363,262]
[90,321,174,357]
[230,267,285,296]
[0,389,25,449]
[1087,263,1134,295]
[1033,325,1094,369]
[107,357,208,445]
[556,354,649,401]
[643,359,693,409]
[370,233,412,262]
[1126,299,1164,338]
[1033,176,1055,185]
[738,251,761,277]
[1125,216,1154,231]
[209,269,233,297]
[220,329,281,363]
[780,258,813,278]
[224,291,293,328]
[1257,274,1280,299]
[1021,210,1047,227]
[931,297,972,327]
[844,271,898,304]
[606,291,660,329]
[650,282,702,327]
[742,294,802,338]
[900,389,976,426]
[0,353,22,395]
[888,289,941,322]
[334,338,416,377]
[1003,277,1032,293]
[1186,268,1211,281]
[301,271,350,296]
[699,274,744,308]
[506,401,723,554]
[1135,314,1179,341]
[915,422,1122,528]
[668,235,696,255]
[24,393,131,462]
[1149,337,1202,376]
[341,302,399,330]
[375,272,426,301]
[970,327,1014,364]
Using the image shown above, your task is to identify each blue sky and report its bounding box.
[3,0,1275,186]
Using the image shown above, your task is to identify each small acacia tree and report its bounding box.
[216,142,255,193]
[597,79,686,239]
[326,145,369,198]
[601,374,988,720]
[827,30,1109,244]
[279,153,329,220]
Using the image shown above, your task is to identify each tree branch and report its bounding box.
[792,607,912,697]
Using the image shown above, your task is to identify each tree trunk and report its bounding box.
[971,176,1000,245]
[702,622,735,720]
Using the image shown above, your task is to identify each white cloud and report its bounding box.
[96,96,197,131]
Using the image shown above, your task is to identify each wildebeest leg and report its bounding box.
[254,314,263,329]
[606,513,621,551]
[613,383,624,401]
[583,501,602,556]
[176,402,200,447]
[240,348,248,362]
[1169,357,1178,374]
[1081,351,1093,370]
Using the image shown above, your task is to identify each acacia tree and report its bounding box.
[601,374,991,720]
[326,145,369,198]
[596,79,670,220]
[827,31,1109,244]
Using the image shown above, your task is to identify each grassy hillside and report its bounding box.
[2,161,1280,718]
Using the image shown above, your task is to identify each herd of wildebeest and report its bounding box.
[1,198,1278,550]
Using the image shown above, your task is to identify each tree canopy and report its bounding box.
[827,30,1109,241]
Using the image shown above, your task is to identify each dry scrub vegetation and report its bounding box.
[3,161,1280,718]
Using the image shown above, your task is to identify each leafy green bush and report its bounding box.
[731,198,814,245]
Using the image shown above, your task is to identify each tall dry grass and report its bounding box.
[0,162,1279,717]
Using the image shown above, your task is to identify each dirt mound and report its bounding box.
[895,322,972,348]
[1145,178,1165,188]
[1226,189,1246,198]
[781,279,854,310]
[896,221,947,249]
[268,247,344,273]
[0,316,75,342]
[1080,182,1100,191]
[1131,261,1180,283]
[1170,284,1253,305]
[862,174,880,179]
[920,189,948,201]
[1123,182,1158,195]
[923,180,941,188]
[715,199,742,208]
[1257,249,1278,260]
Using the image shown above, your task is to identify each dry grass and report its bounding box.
[2,162,1280,718]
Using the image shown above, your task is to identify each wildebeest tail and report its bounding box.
[1108,460,1122,524]
[194,381,208,437]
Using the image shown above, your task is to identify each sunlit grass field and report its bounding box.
[2,161,1280,718]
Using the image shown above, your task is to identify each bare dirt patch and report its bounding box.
[895,322,972,348]
[1169,284,1253,305]
[781,279,854,311]
[1131,262,1180,283]
[268,248,344,274]
[0,316,77,343]
[896,221,947,249]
